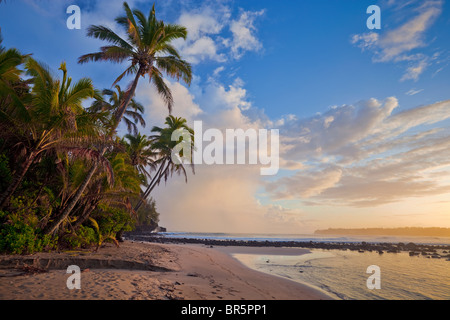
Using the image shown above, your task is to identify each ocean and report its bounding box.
[156,232,450,300]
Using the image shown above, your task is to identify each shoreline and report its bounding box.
[124,233,450,258]
[0,241,331,300]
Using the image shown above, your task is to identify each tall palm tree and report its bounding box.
[78,1,192,121]
[0,59,110,209]
[51,2,192,233]
[134,115,194,212]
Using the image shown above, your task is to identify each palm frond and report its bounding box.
[150,67,173,113]
[86,25,133,50]
[63,147,115,187]
[156,55,192,85]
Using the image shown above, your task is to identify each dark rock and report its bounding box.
[123,233,450,255]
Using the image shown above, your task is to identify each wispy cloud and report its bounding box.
[405,88,424,96]
[352,0,443,81]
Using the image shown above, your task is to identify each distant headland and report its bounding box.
[314,227,450,237]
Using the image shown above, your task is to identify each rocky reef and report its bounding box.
[124,233,450,260]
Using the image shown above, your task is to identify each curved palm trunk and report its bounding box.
[44,162,98,234]
[44,68,144,235]
[0,151,37,208]
[73,199,99,231]
[134,160,170,212]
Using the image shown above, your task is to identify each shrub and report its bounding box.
[59,225,97,249]
[0,208,56,254]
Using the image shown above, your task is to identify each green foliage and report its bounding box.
[0,197,56,254]
[136,197,159,226]
[93,204,135,237]
[60,205,135,250]
[0,5,194,254]
[60,225,97,249]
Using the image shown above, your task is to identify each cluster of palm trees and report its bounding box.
[0,2,195,253]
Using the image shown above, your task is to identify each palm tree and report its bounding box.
[0,59,111,209]
[70,151,142,233]
[134,115,194,212]
[52,2,193,233]
[78,2,191,118]
[89,85,146,136]
[123,132,155,179]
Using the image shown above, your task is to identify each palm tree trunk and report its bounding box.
[134,160,170,212]
[134,160,165,211]
[115,66,146,125]
[44,67,145,235]
[44,162,98,235]
[73,200,98,231]
[0,151,37,208]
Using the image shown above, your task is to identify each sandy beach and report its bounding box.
[0,241,330,300]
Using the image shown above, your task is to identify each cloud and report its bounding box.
[377,2,441,62]
[225,9,265,59]
[351,33,379,51]
[173,7,228,64]
[177,8,225,39]
[267,166,343,199]
[405,88,424,95]
[267,97,450,207]
[173,5,265,64]
[136,73,306,233]
[400,57,429,81]
[139,60,450,227]
[135,77,202,128]
[212,66,225,77]
[281,97,399,163]
[351,0,443,81]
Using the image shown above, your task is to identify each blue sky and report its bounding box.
[2,0,448,117]
[1,0,450,233]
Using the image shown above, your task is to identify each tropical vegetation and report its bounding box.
[0,2,194,254]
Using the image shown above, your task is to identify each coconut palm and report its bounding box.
[52,2,193,233]
[134,115,194,212]
[78,1,192,121]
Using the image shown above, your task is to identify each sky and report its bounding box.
[1,0,450,234]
